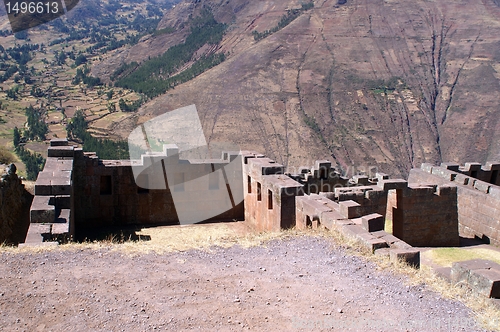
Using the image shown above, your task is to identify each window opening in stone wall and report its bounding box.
[257,182,262,201]
[268,190,273,209]
[247,176,252,193]
[320,168,327,180]
[100,175,112,195]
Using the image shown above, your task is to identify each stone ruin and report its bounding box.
[0,164,32,245]
[27,138,243,243]
[409,162,500,246]
[22,139,500,299]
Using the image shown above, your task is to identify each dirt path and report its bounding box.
[0,237,490,331]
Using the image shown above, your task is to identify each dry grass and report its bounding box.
[422,247,500,267]
[384,218,393,234]
[22,180,36,195]
[0,223,298,255]
[116,223,296,255]
[0,146,16,165]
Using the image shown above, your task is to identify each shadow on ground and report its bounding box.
[75,225,152,243]
[459,236,490,247]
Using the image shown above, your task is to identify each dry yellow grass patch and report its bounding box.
[0,146,16,165]
[1,223,300,255]
[22,180,36,195]
[117,223,279,254]
[422,247,500,267]
[384,218,393,234]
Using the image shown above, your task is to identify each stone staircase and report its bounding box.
[21,139,75,246]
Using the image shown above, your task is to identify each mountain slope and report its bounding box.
[103,0,500,177]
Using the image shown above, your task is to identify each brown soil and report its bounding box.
[0,236,491,331]
[106,0,500,178]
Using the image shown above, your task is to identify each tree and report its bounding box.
[56,51,67,65]
[24,75,33,84]
[13,127,20,148]
[66,110,129,159]
[15,146,45,180]
[14,30,28,40]
[74,54,87,66]
[25,105,48,140]
[118,98,129,112]
[66,109,87,139]
[6,87,18,100]
[30,85,44,97]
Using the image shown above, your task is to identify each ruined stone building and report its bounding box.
[26,139,500,253]
[19,138,500,299]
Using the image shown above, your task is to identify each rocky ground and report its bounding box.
[0,236,492,331]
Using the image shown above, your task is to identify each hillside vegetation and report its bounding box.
[0,0,181,176]
[101,0,500,177]
[1,0,499,179]
[114,10,227,98]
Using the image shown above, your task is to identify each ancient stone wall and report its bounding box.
[27,139,245,243]
[309,174,407,220]
[386,184,459,247]
[295,193,420,267]
[288,161,349,194]
[297,176,459,248]
[330,174,393,217]
[409,163,500,246]
[72,151,179,227]
[0,164,30,244]
[243,155,303,231]
[28,139,74,243]
[72,144,244,229]
[27,140,488,254]
[441,162,500,186]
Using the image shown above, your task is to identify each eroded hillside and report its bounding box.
[97,0,500,177]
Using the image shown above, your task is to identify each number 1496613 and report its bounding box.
[5,1,60,14]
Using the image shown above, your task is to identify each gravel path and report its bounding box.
[0,237,490,331]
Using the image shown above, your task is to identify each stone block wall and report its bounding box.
[243,155,303,231]
[295,194,341,230]
[0,164,31,244]
[295,193,420,268]
[440,162,500,186]
[386,184,459,247]
[29,140,491,255]
[450,259,500,298]
[73,144,245,229]
[409,163,500,246]
[288,160,349,194]
[72,151,180,227]
[298,176,460,248]
[28,139,74,243]
[324,176,408,219]
[28,139,245,243]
